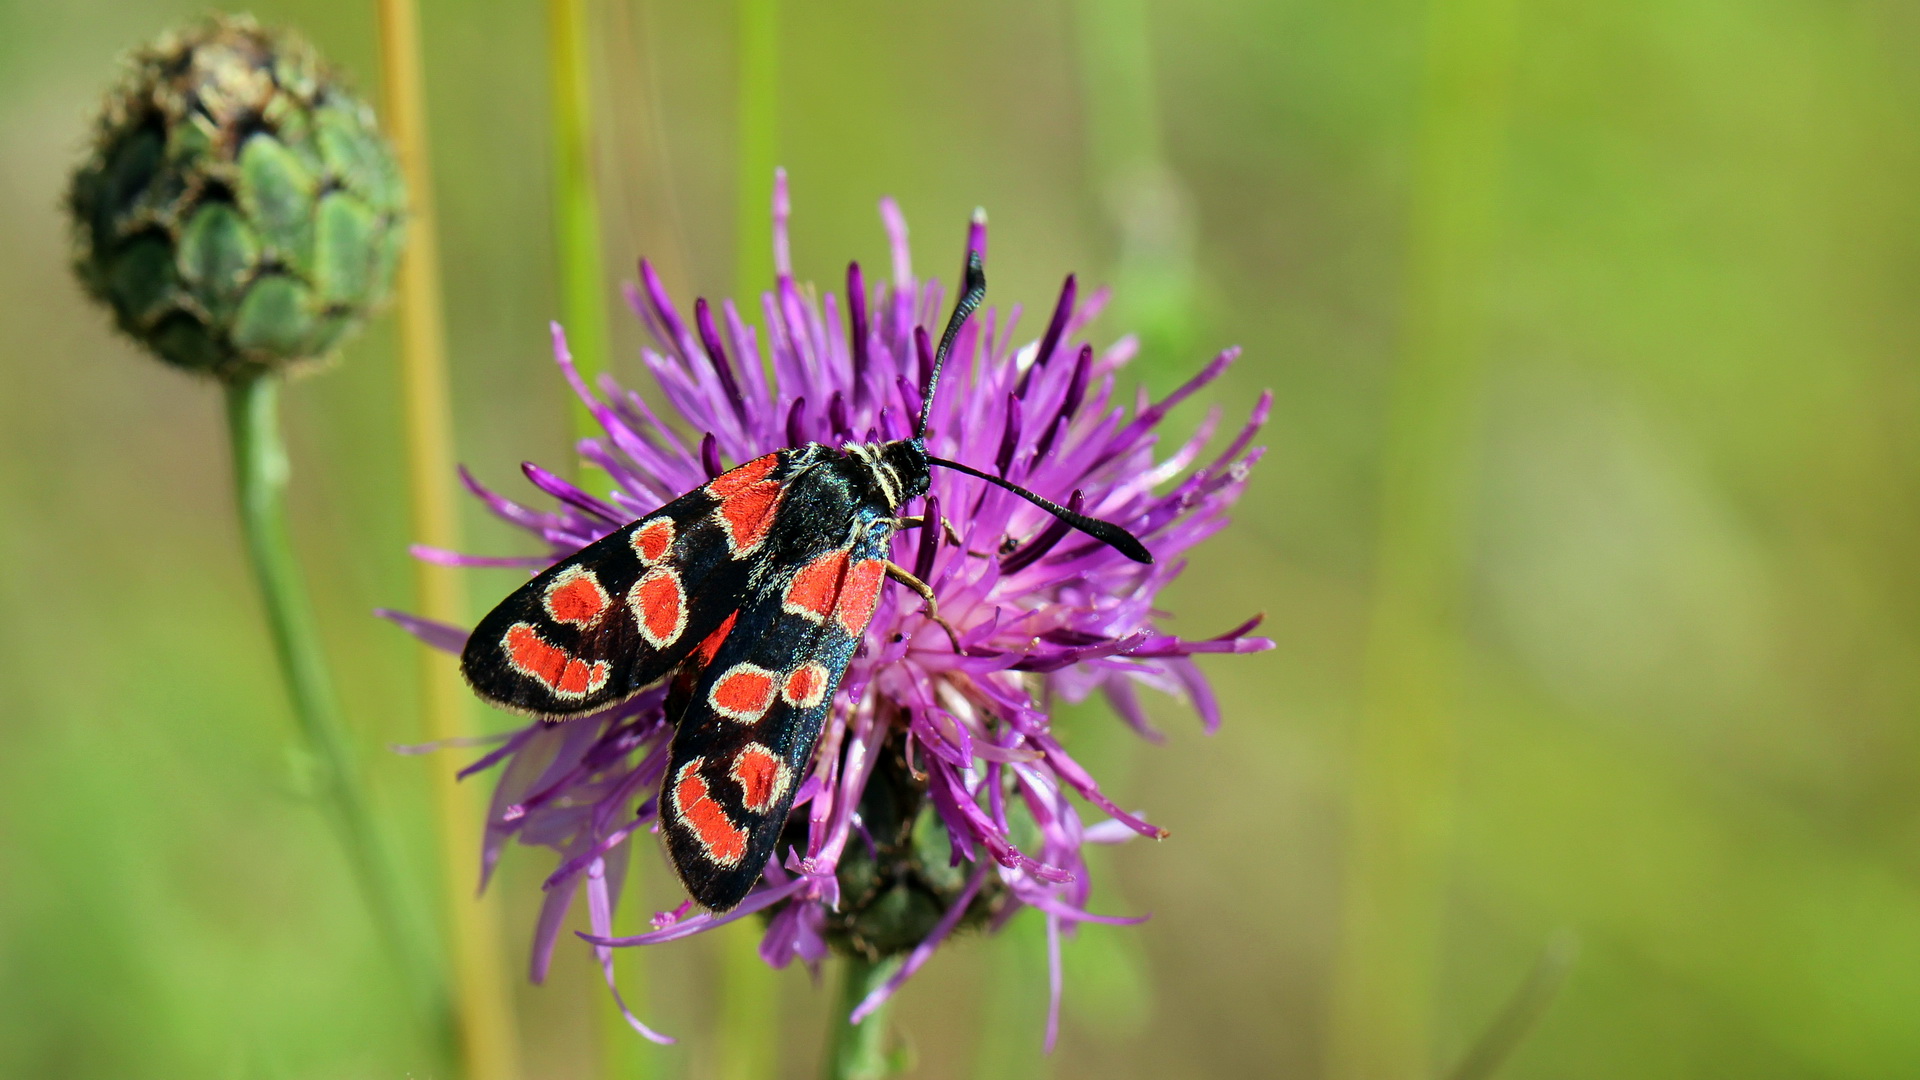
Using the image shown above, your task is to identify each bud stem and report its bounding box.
[222,369,447,1037]
[822,954,903,1080]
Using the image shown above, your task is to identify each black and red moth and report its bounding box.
[460,254,1151,912]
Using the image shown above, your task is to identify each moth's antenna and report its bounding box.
[927,454,1154,563]
[915,248,988,439]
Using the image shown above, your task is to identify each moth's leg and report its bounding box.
[888,515,926,530]
[883,561,963,652]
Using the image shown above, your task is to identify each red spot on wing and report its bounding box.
[784,549,849,621]
[503,623,609,699]
[628,567,686,648]
[543,567,609,627]
[672,759,747,867]
[707,452,784,556]
[715,479,783,556]
[707,453,779,497]
[555,656,607,695]
[505,623,566,684]
[710,663,776,722]
[692,611,739,670]
[631,518,675,564]
[730,744,787,813]
[782,662,830,708]
[835,558,888,634]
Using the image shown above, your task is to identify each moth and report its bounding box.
[460,254,1152,912]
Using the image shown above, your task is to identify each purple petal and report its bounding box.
[521,461,624,525]
[587,857,676,1043]
[772,167,793,278]
[1045,913,1063,1053]
[375,608,469,654]
[409,545,547,569]
[580,875,807,946]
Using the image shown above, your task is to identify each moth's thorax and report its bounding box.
[839,439,930,511]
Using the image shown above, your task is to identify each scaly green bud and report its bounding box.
[68,15,404,380]
[819,728,1008,961]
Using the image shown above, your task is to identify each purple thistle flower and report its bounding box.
[382,171,1271,1047]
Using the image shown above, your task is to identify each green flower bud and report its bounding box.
[818,727,1008,961]
[68,15,404,380]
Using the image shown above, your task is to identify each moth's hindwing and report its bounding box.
[661,508,898,911]
[459,452,792,720]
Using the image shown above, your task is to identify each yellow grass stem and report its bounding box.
[375,2,524,1077]
[1324,0,1521,1075]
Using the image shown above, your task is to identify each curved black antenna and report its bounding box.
[915,249,988,439]
[927,454,1154,564]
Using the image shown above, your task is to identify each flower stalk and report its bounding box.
[823,955,901,1080]
[223,369,441,1022]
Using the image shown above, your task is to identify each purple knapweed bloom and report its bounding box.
[383,171,1271,1047]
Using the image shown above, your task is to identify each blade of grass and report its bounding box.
[551,0,613,458]
[375,2,524,1076]
[733,0,779,301]
[1324,0,1522,1074]
[1070,0,1197,383]
[1445,931,1579,1080]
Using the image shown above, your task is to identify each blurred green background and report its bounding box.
[4,0,1918,1077]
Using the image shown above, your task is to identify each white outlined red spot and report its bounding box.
[542,566,610,628]
[630,517,675,564]
[708,454,784,557]
[671,758,746,867]
[708,663,777,723]
[783,549,849,622]
[781,662,831,708]
[502,622,610,699]
[729,743,791,814]
[834,558,889,634]
[628,567,687,649]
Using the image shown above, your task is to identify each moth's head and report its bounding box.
[883,438,932,504]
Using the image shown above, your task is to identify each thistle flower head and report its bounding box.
[68,14,404,380]
[386,172,1270,1046]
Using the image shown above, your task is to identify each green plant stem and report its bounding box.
[222,370,444,1031]
[822,955,899,1080]
[1324,0,1520,1075]
[1071,0,1197,379]
[551,0,612,456]
[716,922,775,1080]
[733,0,779,299]
[969,911,1051,1080]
